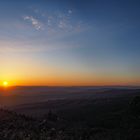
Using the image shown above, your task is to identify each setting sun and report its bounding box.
[3,81,8,87]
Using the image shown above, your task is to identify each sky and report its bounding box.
[0,0,140,86]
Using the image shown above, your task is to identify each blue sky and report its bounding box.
[0,0,140,86]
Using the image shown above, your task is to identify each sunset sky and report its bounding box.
[0,0,140,86]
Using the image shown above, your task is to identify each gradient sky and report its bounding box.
[0,0,140,86]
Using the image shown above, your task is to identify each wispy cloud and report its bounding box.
[23,8,88,33]
[4,8,90,53]
[68,10,73,14]
[23,16,44,30]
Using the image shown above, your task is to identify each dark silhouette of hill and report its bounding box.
[0,89,140,139]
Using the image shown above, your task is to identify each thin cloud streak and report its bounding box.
[0,40,80,53]
[23,16,44,30]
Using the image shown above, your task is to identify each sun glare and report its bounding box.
[3,81,8,87]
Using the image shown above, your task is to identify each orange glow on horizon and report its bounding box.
[1,68,140,87]
[3,77,139,87]
[0,54,140,87]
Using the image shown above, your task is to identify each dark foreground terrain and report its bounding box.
[0,87,140,140]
